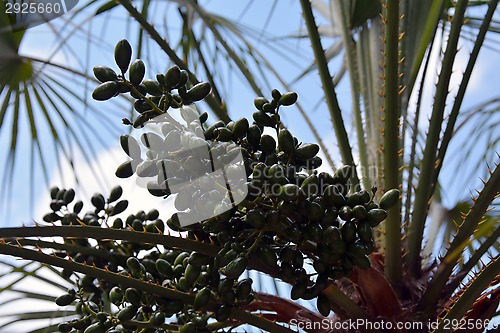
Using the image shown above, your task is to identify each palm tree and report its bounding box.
[0,0,499,332]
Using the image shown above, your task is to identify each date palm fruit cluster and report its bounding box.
[92,40,211,129]
[49,39,399,332]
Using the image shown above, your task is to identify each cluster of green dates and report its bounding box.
[50,39,400,332]
[55,246,254,333]
[42,185,166,272]
[92,39,212,128]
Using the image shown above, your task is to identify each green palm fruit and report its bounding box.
[262,102,276,113]
[152,312,165,327]
[271,88,282,100]
[173,264,184,278]
[193,112,207,125]
[295,143,319,160]
[110,200,128,216]
[129,59,145,87]
[142,79,162,96]
[55,293,75,306]
[146,208,159,220]
[323,226,342,245]
[323,185,346,207]
[301,173,319,198]
[346,192,363,207]
[260,134,276,153]
[291,283,307,300]
[253,111,275,127]
[352,205,368,219]
[115,161,134,178]
[109,286,123,305]
[72,317,91,330]
[154,219,165,234]
[305,155,323,169]
[379,189,400,210]
[156,73,165,85]
[117,81,131,94]
[83,322,105,333]
[175,70,189,89]
[232,118,249,138]
[117,305,138,321]
[196,271,210,286]
[186,82,211,102]
[115,39,132,74]
[73,201,84,214]
[224,249,239,263]
[108,186,123,203]
[278,128,295,155]
[215,305,232,322]
[176,277,189,291]
[57,323,72,333]
[133,99,152,113]
[333,164,353,183]
[278,184,300,201]
[357,222,373,243]
[204,120,225,139]
[254,97,269,111]
[155,259,173,277]
[92,81,119,101]
[317,293,331,316]
[365,208,388,226]
[278,92,298,106]
[96,312,107,323]
[165,66,181,88]
[321,209,339,227]
[222,256,248,278]
[125,288,141,306]
[126,257,142,275]
[341,221,356,243]
[245,209,265,229]
[339,206,352,220]
[359,190,371,204]
[174,252,190,266]
[93,66,117,83]
[49,186,59,199]
[185,264,201,285]
[267,163,285,184]
[189,253,211,266]
[246,124,262,148]
[307,202,324,222]
[62,188,75,204]
[215,127,234,142]
[235,278,253,299]
[130,83,146,99]
[91,193,105,210]
[318,171,335,186]
[194,287,211,309]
